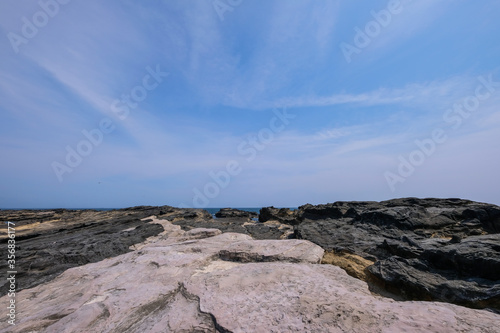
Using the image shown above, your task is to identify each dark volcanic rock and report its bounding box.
[294,198,500,310]
[172,212,293,240]
[215,208,257,219]
[244,221,294,240]
[0,206,210,296]
[422,234,500,280]
[154,207,212,222]
[296,198,500,250]
[172,217,248,235]
[369,234,500,308]
[368,256,500,309]
[259,206,298,225]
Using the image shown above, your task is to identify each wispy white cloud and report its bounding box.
[224,74,477,110]
[182,1,341,109]
[362,0,449,57]
[1,0,499,208]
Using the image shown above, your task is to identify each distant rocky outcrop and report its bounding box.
[2,216,498,333]
[171,210,294,240]
[259,206,298,224]
[214,208,257,219]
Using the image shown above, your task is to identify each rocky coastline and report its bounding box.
[1,198,499,332]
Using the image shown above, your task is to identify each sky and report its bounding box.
[1,0,499,209]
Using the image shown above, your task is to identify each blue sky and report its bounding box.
[1,0,499,208]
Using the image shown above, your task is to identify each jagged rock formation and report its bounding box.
[288,198,500,310]
[214,208,257,219]
[0,206,210,296]
[1,216,498,333]
[259,206,298,224]
[171,212,294,240]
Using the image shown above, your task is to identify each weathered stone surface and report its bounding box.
[368,256,500,309]
[293,198,500,310]
[298,198,500,236]
[367,234,500,309]
[0,206,210,296]
[259,206,298,224]
[219,238,324,264]
[215,208,257,219]
[2,217,498,333]
[422,234,500,281]
[321,251,374,281]
[172,215,293,240]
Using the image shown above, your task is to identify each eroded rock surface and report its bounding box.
[291,198,500,310]
[2,217,498,333]
[259,206,298,224]
[171,214,293,240]
[0,206,210,296]
[214,208,257,219]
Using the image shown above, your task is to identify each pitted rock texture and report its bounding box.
[259,206,298,224]
[214,208,257,219]
[171,215,294,240]
[291,198,500,310]
[1,217,498,333]
[0,206,210,296]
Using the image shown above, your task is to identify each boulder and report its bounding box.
[259,206,298,224]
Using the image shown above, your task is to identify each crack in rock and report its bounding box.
[178,283,234,333]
